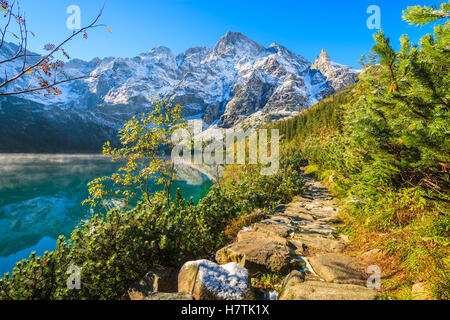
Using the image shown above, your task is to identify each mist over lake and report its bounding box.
[0,154,212,275]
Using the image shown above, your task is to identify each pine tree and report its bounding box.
[351,1,449,200]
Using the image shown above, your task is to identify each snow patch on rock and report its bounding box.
[185,259,251,300]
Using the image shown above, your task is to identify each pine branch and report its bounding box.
[403,3,450,25]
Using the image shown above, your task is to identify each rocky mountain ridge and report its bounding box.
[0,32,358,152]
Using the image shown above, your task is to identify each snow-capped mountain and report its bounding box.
[311,49,358,92]
[0,32,358,152]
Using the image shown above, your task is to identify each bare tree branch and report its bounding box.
[0,1,108,97]
[0,74,98,96]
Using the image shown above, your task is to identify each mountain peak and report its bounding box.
[212,31,264,57]
[222,31,249,42]
[146,46,173,55]
[311,48,358,92]
[319,48,330,61]
[216,31,251,47]
[311,48,332,68]
[268,42,287,51]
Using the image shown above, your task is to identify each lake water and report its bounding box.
[0,154,213,276]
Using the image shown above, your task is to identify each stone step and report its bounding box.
[308,253,366,285]
[215,239,304,275]
[279,271,378,300]
[295,223,337,238]
[252,221,294,238]
[290,235,345,253]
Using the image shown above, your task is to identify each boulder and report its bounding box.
[178,260,254,300]
[145,292,194,300]
[215,239,303,275]
[128,266,178,300]
[279,275,378,300]
[308,253,365,285]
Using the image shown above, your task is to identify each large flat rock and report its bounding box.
[282,210,316,222]
[291,235,345,253]
[215,239,303,275]
[266,215,292,225]
[308,253,365,285]
[178,260,253,300]
[252,221,293,238]
[279,272,378,300]
[295,222,337,238]
[301,200,339,219]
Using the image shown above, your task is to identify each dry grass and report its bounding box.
[224,209,267,242]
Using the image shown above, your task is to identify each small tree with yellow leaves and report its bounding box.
[83,99,186,209]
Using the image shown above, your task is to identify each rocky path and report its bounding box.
[275,172,379,299]
[129,170,379,300]
[214,169,379,300]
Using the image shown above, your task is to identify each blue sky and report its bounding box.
[13,0,440,68]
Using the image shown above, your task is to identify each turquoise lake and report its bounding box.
[0,154,213,276]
